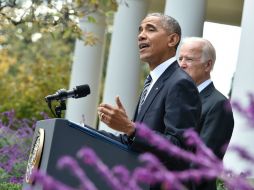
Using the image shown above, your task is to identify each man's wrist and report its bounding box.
[126,122,136,143]
[127,129,136,144]
[126,121,135,136]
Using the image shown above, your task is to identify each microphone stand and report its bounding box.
[55,100,66,118]
[45,84,90,118]
[46,99,66,118]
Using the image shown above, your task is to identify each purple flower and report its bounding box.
[133,167,158,185]
[77,147,123,190]
[112,165,130,184]
[133,164,184,190]
[0,110,36,183]
[229,145,254,163]
[57,156,97,190]
[135,123,221,169]
[232,94,254,127]
[184,129,219,164]
[31,170,75,190]
[223,171,254,190]
[77,147,98,165]
[112,165,142,190]
[138,153,165,171]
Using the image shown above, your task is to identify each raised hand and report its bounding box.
[98,96,135,136]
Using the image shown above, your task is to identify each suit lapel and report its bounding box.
[200,82,215,102]
[135,61,179,121]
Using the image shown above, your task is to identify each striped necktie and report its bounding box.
[138,74,152,113]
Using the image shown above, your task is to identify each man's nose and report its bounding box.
[138,30,146,41]
[179,59,187,68]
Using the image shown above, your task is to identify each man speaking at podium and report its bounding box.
[97,13,201,189]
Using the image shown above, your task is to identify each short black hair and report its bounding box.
[146,13,182,50]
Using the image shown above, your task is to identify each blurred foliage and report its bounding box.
[0,182,21,190]
[0,0,118,45]
[0,26,74,118]
[0,0,119,119]
[217,179,227,190]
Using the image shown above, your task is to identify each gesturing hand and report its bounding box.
[98,96,135,136]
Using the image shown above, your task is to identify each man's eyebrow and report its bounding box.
[146,23,156,28]
[138,23,157,32]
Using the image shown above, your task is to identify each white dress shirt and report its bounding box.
[197,79,212,93]
[144,57,177,100]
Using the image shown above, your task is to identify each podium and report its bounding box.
[23,119,148,190]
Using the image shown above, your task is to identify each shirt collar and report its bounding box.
[150,57,176,82]
[197,79,212,93]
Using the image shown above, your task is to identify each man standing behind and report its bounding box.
[98,13,201,186]
[179,37,234,190]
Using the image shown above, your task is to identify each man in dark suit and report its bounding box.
[97,13,201,188]
[179,37,234,190]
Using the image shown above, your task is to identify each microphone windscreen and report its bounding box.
[75,84,90,98]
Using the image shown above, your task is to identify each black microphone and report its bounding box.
[45,84,90,102]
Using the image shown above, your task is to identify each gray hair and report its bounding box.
[146,13,182,50]
[182,37,216,69]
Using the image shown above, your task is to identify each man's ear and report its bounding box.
[205,60,213,72]
[167,33,180,48]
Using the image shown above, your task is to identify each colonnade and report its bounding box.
[65,0,254,174]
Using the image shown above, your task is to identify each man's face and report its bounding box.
[138,16,173,69]
[179,42,208,85]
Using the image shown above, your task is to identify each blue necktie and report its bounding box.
[138,74,152,113]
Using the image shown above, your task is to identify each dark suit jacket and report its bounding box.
[100,61,201,189]
[195,82,234,190]
[199,82,234,160]
[128,61,201,170]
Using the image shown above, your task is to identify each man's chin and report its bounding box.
[139,55,150,63]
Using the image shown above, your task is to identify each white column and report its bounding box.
[164,0,206,38]
[224,0,254,175]
[65,13,106,128]
[99,0,148,133]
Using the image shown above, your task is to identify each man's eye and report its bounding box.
[148,27,155,31]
